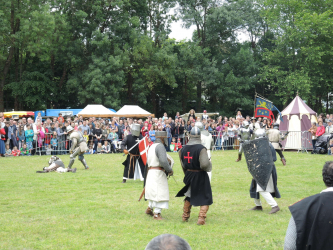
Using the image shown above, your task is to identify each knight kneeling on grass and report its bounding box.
[36,156,77,173]
[145,131,174,220]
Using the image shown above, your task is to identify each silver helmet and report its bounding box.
[66,126,74,133]
[195,121,204,131]
[243,121,249,128]
[254,128,266,139]
[273,123,279,129]
[155,131,167,138]
[131,124,141,137]
[190,127,201,136]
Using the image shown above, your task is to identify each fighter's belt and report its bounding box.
[129,153,140,177]
[187,169,204,172]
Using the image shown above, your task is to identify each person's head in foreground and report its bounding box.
[145,234,191,250]
[323,161,333,187]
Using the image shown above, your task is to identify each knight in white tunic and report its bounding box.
[266,123,288,165]
[195,121,214,181]
[145,131,174,220]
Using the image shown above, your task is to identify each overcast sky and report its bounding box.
[169,20,250,42]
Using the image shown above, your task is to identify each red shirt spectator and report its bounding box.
[316,121,325,137]
[58,113,64,124]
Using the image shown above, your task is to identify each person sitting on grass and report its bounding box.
[96,142,103,154]
[145,234,191,250]
[20,144,30,156]
[5,144,13,157]
[101,141,110,154]
[11,146,20,156]
[87,144,94,154]
[170,137,177,152]
[176,138,182,151]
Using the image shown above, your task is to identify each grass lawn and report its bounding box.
[0,150,330,249]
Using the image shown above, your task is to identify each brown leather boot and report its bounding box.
[269,206,280,214]
[122,179,126,183]
[153,213,163,220]
[182,200,192,222]
[250,206,263,211]
[145,207,153,217]
[235,154,242,162]
[197,206,209,225]
[281,158,286,166]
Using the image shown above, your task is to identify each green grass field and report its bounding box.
[0,150,330,249]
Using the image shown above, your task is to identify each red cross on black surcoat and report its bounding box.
[184,152,193,163]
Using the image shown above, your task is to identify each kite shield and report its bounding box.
[243,137,274,190]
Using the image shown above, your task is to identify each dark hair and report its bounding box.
[323,161,333,187]
[145,234,191,250]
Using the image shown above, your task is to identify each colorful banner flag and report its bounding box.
[255,96,283,121]
[255,107,275,121]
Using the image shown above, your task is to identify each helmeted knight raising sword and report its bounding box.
[236,121,253,162]
[243,127,281,214]
[195,121,214,182]
[67,126,89,169]
[266,123,289,166]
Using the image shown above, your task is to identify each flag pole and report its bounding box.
[254,92,257,117]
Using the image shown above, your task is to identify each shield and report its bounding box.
[243,137,274,190]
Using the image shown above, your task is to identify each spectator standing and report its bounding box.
[175,112,180,120]
[58,113,64,124]
[236,111,243,119]
[188,109,196,122]
[36,123,45,152]
[162,112,168,122]
[50,131,58,155]
[117,119,125,140]
[124,126,131,137]
[141,122,149,137]
[35,112,43,123]
[17,125,25,150]
[308,122,317,150]
[325,120,333,134]
[0,127,5,156]
[163,121,172,151]
[149,125,156,142]
[201,110,209,120]
[56,123,67,155]
[215,122,224,150]
[0,117,5,129]
[25,124,34,154]
[9,119,18,149]
[227,123,235,150]
[178,120,185,145]
[93,123,103,151]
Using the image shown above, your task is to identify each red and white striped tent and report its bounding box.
[277,95,317,150]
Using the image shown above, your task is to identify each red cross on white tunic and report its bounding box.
[184,152,193,163]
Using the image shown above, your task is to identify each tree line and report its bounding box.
[1,0,332,117]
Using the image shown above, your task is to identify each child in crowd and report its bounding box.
[101,141,110,154]
[46,144,53,155]
[87,144,94,154]
[96,142,103,154]
[148,137,153,146]
[5,144,12,157]
[176,138,182,151]
[11,146,20,156]
[17,125,25,150]
[108,129,118,152]
[20,144,30,156]
[50,131,58,155]
[170,137,178,152]
[25,125,34,153]
[83,130,89,143]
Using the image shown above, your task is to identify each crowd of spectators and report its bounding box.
[0,109,276,156]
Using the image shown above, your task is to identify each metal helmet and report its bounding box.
[155,131,167,138]
[195,121,204,131]
[254,128,266,139]
[190,127,201,136]
[48,156,59,166]
[243,121,249,128]
[67,126,74,133]
[273,123,279,129]
[131,124,141,137]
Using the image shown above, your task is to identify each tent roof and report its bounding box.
[114,105,154,118]
[281,95,316,116]
[78,105,115,117]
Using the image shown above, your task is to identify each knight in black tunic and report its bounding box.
[176,127,212,225]
[121,124,144,183]
[284,161,333,250]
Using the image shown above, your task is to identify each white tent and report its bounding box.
[114,105,154,118]
[277,95,317,150]
[78,104,115,118]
